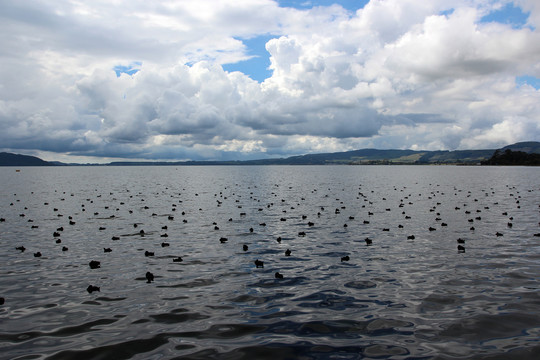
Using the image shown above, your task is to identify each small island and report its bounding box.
[481,149,540,166]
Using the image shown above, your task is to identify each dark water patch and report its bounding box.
[181,323,267,340]
[418,293,463,312]
[94,297,126,302]
[438,312,540,342]
[363,344,410,358]
[260,310,305,319]
[176,342,367,360]
[294,290,370,311]
[465,344,540,360]
[0,318,118,343]
[156,278,218,288]
[344,280,377,290]
[161,296,190,301]
[150,310,209,324]
[247,276,309,288]
[229,292,295,304]
[255,249,283,255]
[45,334,172,360]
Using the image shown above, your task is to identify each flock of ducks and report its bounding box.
[1,179,539,304]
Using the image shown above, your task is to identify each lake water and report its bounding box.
[0,165,539,360]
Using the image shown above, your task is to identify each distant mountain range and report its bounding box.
[2,141,540,166]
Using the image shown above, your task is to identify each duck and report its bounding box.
[275,272,284,279]
[285,249,291,256]
[16,246,26,252]
[173,257,183,262]
[62,246,68,251]
[457,238,465,244]
[365,238,373,245]
[254,259,264,268]
[341,255,350,262]
[161,242,169,247]
[144,251,154,257]
[146,271,154,283]
[34,252,42,257]
[89,260,100,269]
[87,285,100,293]
[457,245,466,253]
[243,244,248,251]
[104,248,112,253]
[219,237,228,243]
[276,237,282,243]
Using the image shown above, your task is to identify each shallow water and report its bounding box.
[0,165,539,360]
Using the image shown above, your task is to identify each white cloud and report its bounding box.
[0,0,539,161]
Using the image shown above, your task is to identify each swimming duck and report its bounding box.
[87,285,100,293]
[146,272,154,283]
[89,260,100,269]
[254,259,264,268]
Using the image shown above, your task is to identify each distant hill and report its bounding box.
[1,141,539,166]
[0,152,52,166]
[501,141,540,153]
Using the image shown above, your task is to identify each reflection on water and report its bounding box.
[1,165,539,359]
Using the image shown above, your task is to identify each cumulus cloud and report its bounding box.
[0,0,539,162]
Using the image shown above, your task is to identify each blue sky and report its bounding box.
[1,0,539,163]
[480,2,532,29]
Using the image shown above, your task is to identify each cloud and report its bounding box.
[0,0,539,162]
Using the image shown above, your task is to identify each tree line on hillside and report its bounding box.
[481,149,540,166]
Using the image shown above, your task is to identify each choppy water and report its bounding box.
[1,165,539,360]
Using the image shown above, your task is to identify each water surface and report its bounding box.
[1,165,539,359]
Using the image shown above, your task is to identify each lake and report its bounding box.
[1,165,539,359]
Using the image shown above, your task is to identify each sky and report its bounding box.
[1,0,539,163]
